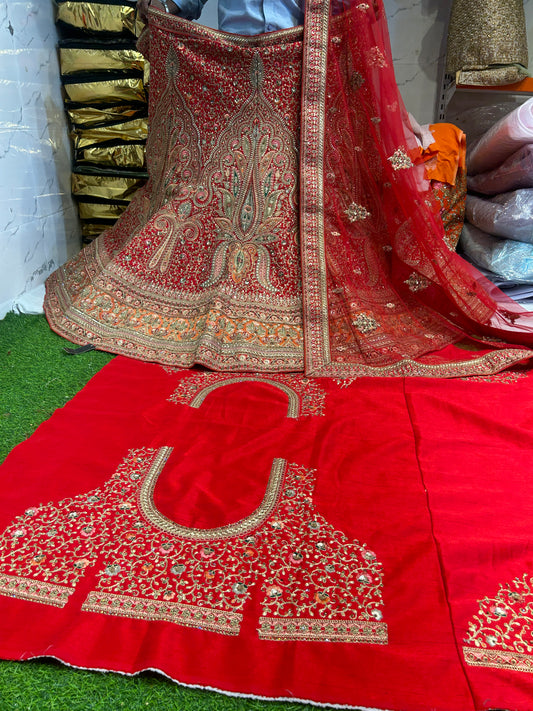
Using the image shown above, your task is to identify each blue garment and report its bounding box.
[173,0,304,35]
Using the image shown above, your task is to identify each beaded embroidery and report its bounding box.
[167,372,327,417]
[0,449,387,644]
[464,574,533,673]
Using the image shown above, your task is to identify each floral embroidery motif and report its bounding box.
[258,463,387,642]
[0,491,111,607]
[404,273,429,293]
[345,203,371,223]
[167,372,327,418]
[464,574,533,673]
[388,148,413,171]
[352,314,379,334]
[0,449,387,644]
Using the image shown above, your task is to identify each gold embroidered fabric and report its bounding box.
[446,0,529,85]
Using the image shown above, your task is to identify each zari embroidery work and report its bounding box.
[0,449,387,644]
[167,371,327,417]
[464,574,533,672]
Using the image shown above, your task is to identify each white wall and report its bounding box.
[1,1,531,318]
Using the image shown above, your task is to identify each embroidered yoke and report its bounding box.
[0,448,387,643]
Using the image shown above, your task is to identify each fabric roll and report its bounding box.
[460,222,533,282]
[446,0,528,86]
[467,98,533,175]
[465,190,533,243]
[467,144,533,195]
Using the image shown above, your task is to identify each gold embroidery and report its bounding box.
[259,616,387,643]
[404,273,429,293]
[464,574,533,672]
[0,573,73,608]
[167,372,327,418]
[388,148,413,171]
[83,592,243,635]
[0,448,387,643]
[345,203,371,222]
[139,450,287,540]
[352,313,379,334]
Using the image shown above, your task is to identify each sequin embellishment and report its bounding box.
[388,148,413,171]
[0,449,387,644]
[167,372,327,418]
[464,574,533,673]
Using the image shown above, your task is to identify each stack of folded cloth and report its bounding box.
[459,97,533,302]
[55,0,148,243]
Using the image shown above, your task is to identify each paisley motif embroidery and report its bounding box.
[464,574,533,673]
[198,53,299,292]
[167,372,327,417]
[0,449,387,644]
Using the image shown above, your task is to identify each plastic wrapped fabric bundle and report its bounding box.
[59,42,145,75]
[70,117,149,148]
[62,75,147,104]
[75,142,146,169]
[66,102,148,127]
[460,222,533,282]
[55,0,144,37]
[446,0,528,86]
[465,190,533,243]
[467,144,533,195]
[467,98,533,175]
[76,199,129,221]
[81,220,117,242]
[71,170,147,201]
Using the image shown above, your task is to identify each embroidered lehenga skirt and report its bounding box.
[45,0,533,376]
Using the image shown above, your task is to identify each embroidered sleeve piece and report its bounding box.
[464,575,533,672]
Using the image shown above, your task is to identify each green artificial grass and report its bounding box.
[0,313,341,711]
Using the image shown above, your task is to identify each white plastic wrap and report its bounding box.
[467,98,533,176]
[465,190,533,243]
[460,222,533,283]
[0,0,80,319]
[467,144,533,195]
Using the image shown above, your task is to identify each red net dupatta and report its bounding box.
[300,0,533,378]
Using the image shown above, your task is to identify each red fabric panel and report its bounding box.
[2,357,533,709]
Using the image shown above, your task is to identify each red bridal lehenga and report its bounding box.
[45,0,533,376]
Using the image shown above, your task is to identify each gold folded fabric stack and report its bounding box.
[55,0,149,243]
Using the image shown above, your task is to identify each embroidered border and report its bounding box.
[139,450,287,541]
[300,0,331,373]
[167,372,326,417]
[259,616,388,644]
[324,348,532,379]
[463,647,533,674]
[0,573,74,608]
[83,591,242,635]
